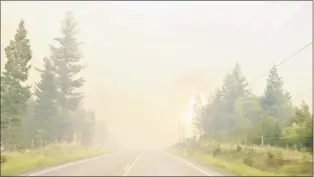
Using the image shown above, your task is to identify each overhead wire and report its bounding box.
[247,42,312,85]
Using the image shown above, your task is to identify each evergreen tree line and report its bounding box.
[191,63,313,152]
[1,12,96,150]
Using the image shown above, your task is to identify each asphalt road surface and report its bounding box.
[23,151,226,176]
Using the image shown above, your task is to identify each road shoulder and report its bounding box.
[166,151,236,176]
[21,152,117,176]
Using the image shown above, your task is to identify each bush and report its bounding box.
[173,141,313,176]
[213,144,221,157]
[243,155,253,166]
[275,151,284,167]
[243,147,254,166]
[236,145,242,152]
[266,150,285,169]
[280,162,313,175]
[1,155,7,163]
[267,151,274,159]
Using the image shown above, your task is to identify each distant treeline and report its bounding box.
[191,63,312,152]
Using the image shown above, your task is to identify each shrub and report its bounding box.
[213,144,221,157]
[275,151,284,167]
[243,147,254,166]
[1,155,7,163]
[267,151,274,159]
[236,145,242,152]
[243,155,253,166]
[266,150,285,169]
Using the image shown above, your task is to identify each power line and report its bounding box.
[248,42,312,85]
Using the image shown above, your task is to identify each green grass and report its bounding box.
[214,143,312,162]
[1,143,114,176]
[168,143,313,176]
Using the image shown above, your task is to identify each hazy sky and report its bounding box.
[1,1,312,147]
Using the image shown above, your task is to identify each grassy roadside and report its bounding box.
[1,143,114,176]
[168,147,276,176]
[168,142,313,176]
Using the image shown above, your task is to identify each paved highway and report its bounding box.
[23,151,227,176]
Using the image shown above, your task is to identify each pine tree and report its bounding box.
[1,20,32,147]
[221,63,249,111]
[1,74,7,127]
[262,64,293,121]
[262,65,284,108]
[191,94,205,136]
[81,110,96,145]
[33,57,58,141]
[71,107,96,145]
[51,11,85,110]
[50,11,85,141]
[201,89,222,139]
[232,63,249,97]
[219,63,249,130]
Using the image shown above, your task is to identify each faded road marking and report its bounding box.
[122,152,144,176]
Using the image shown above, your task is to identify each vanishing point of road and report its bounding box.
[23,151,231,176]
